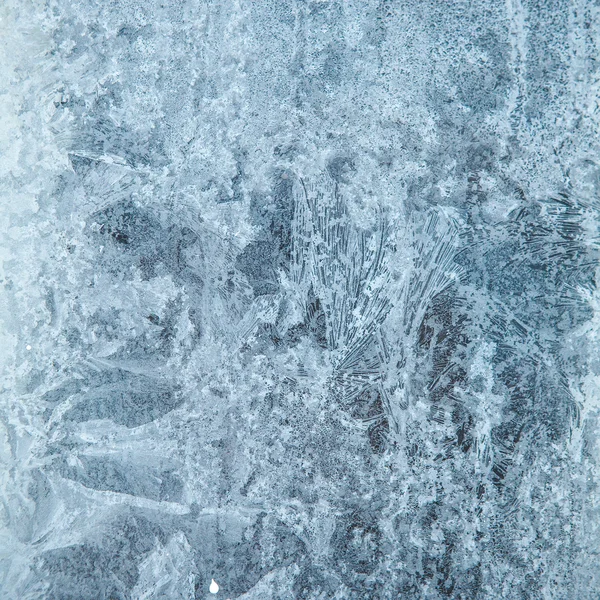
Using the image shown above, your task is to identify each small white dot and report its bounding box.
[26,345,32,351]
[209,579,219,594]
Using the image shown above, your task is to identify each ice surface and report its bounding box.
[1,0,600,598]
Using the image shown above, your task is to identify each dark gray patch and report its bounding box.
[293,565,338,599]
[248,174,295,270]
[63,369,182,428]
[40,514,165,600]
[192,73,218,108]
[327,156,356,183]
[322,47,345,86]
[42,379,85,408]
[40,545,132,600]
[235,240,279,296]
[159,470,185,502]
[92,200,161,249]
[368,418,389,454]
[54,455,183,503]
[332,511,382,578]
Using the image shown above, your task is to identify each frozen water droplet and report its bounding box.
[209,579,219,594]
[26,345,31,351]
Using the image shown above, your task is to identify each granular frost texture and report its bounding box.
[1,1,600,598]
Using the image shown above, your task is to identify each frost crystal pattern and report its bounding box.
[1,1,600,598]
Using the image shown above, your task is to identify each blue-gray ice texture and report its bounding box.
[1,1,600,598]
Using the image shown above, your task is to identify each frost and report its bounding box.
[1,0,600,598]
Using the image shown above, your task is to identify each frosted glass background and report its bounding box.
[1,1,600,598]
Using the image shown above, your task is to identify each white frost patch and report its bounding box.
[131,532,197,600]
[464,342,505,468]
